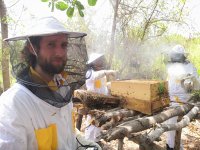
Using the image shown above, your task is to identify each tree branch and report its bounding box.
[101,103,195,141]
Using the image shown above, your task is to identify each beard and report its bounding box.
[37,55,66,75]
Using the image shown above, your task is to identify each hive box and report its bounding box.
[110,80,170,115]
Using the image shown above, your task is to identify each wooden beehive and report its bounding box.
[73,89,121,109]
[110,80,170,115]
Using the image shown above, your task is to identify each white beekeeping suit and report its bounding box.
[86,68,109,95]
[166,45,200,150]
[86,53,116,95]
[85,53,117,142]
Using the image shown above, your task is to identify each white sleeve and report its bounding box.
[0,125,27,150]
[0,94,28,150]
[91,70,116,80]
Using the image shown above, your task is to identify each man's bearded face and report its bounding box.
[37,34,68,74]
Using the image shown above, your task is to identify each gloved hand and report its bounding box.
[183,78,193,92]
[76,134,102,150]
[181,74,194,92]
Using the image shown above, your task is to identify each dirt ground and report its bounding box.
[81,118,200,150]
[182,120,200,150]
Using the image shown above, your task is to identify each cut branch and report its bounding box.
[101,103,194,141]
[143,106,200,144]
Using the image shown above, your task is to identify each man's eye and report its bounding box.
[48,43,55,48]
[62,43,68,49]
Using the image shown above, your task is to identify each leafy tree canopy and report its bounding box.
[41,0,97,18]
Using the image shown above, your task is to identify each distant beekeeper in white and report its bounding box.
[85,53,117,142]
[166,44,200,150]
[86,53,117,95]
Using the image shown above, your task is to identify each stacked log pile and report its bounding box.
[74,89,200,150]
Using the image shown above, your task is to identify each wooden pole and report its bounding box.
[174,116,183,150]
[118,138,124,150]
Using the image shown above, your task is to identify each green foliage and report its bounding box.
[76,1,85,10]
[56,1,68,11]
[191,90,200,101]
[187,39,200,75]
[78,9,84,17]
[158,82,165,95]
[88,0,97,6]
[151,56,166,80]
[180,0,186,4]
[76,1,85,17]
[41,0,97,18]
[67,6,74,18]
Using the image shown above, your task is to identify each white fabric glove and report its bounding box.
[181,74,197,92]
[183,78,193,92]
[76,134,102,150]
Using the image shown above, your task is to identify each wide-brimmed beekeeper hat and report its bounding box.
[170,44,188,56]
[4,16,87,41]
[5,16,88,90]
[169,44,189,62]
[87,53,104,64]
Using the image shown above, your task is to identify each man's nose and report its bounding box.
[54,46,66,56]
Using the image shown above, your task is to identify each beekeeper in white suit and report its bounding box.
[85,53,117,142]
[166,44,200,150]
[86,53,117,95]
[0,16,101,150]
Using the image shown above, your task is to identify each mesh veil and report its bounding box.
[8,36,88,90]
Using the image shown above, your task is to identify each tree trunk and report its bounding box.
[0,0,10,91]
[108,0,120,67]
